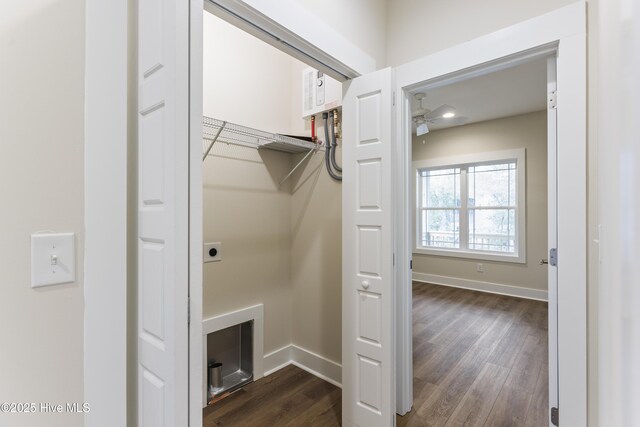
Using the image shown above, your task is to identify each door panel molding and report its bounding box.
[137,0,190,425]
[342,67,395,427]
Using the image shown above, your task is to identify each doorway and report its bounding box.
[393,6,588,423]
[195,4,345,426]
[402,56,553,425]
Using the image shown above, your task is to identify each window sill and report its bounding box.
[413,247,526,264]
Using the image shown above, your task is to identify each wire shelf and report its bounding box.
[202,116,322,156]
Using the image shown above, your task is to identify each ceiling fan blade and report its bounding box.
[449,116,468,126]
[428,115,469,127]
[425,104,456,120]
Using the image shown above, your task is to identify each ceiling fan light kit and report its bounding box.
[411,92,468,134]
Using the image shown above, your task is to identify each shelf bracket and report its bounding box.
[202,121,226,161]
[278,145,319,186]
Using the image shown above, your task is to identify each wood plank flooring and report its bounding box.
[203,282,548,426]
[203,364,341,426]
[400,283,548,427]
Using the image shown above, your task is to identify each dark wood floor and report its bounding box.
[203,282,548,426]
[203,364,341,426]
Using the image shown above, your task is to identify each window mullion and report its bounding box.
[460,167,468,250]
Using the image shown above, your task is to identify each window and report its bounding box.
[414,149,526,263]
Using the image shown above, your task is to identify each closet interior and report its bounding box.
[200,9,343,407]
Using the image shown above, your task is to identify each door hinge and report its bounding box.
[187,297,191,326]
[548,91,557,109]
[551,406,559,426]
[410,260,413,270]
[392,91,396,106]
[550,248,558,266]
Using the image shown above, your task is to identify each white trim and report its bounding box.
[263,345,292,376]
[263,344,342,389]
[413,149,527,264]
[84,1,128,426]
[413,248,523,263]
[412,272,548,302]
[290,345,342,388]
[394,2,587,422]
[189,0,204,424]
[201,304,265,407]
[203,0,374,80]
[546,54,560,420]
[414,148,525,168]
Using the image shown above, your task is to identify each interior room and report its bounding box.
[405,58,550,425]
[9,1,640,426]
[199,9,552,423]
[199,10,343,425]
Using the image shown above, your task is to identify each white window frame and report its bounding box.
[413,148,526,263]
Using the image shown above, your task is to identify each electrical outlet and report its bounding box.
[204,242,222,263]
[476,263,484,273]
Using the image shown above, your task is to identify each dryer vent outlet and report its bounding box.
[204,242,222,263]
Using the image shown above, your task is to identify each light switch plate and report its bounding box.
[204,242,222,263]
[31,233,76,287]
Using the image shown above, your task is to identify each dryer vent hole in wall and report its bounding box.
[207,321,254,405]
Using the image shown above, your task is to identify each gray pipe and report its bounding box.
[329,111,342,172]
[323,113,342,181]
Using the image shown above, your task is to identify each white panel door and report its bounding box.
[138,0,190,426]
[547,55,559,426]
[342,67,395,427]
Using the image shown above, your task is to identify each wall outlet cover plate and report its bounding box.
[31,232,76,287]
[204,242,222,263]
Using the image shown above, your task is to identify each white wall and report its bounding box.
[412,112,548,293]
[290,147,343,364]
[385,0,577,67]
[288,59,343,365]
[597,0,640,424]
[202,13,301,355]
[203,145,295,354]
[203,12,301,135]
[202,11,344,365]
[294,0,387,69]
[0,1,85,426]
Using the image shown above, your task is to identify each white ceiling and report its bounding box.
[411,57,548,132]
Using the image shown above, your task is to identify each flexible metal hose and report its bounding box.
[323,113,342,181]
[329,110,342,172]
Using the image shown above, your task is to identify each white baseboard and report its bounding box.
[263,345,292,377]
[290,345,342,388]
[263,344,342,388]
[413,272,548,301]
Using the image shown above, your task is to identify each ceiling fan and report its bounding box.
[412,93,468,135]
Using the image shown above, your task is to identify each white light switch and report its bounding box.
[31,233,75,287]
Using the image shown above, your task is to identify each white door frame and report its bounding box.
[394,2,587,424]
[187,1,372,426]
[189,1,205,426]
[84,1,128,426]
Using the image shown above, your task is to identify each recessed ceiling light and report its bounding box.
[442,112,455,118]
